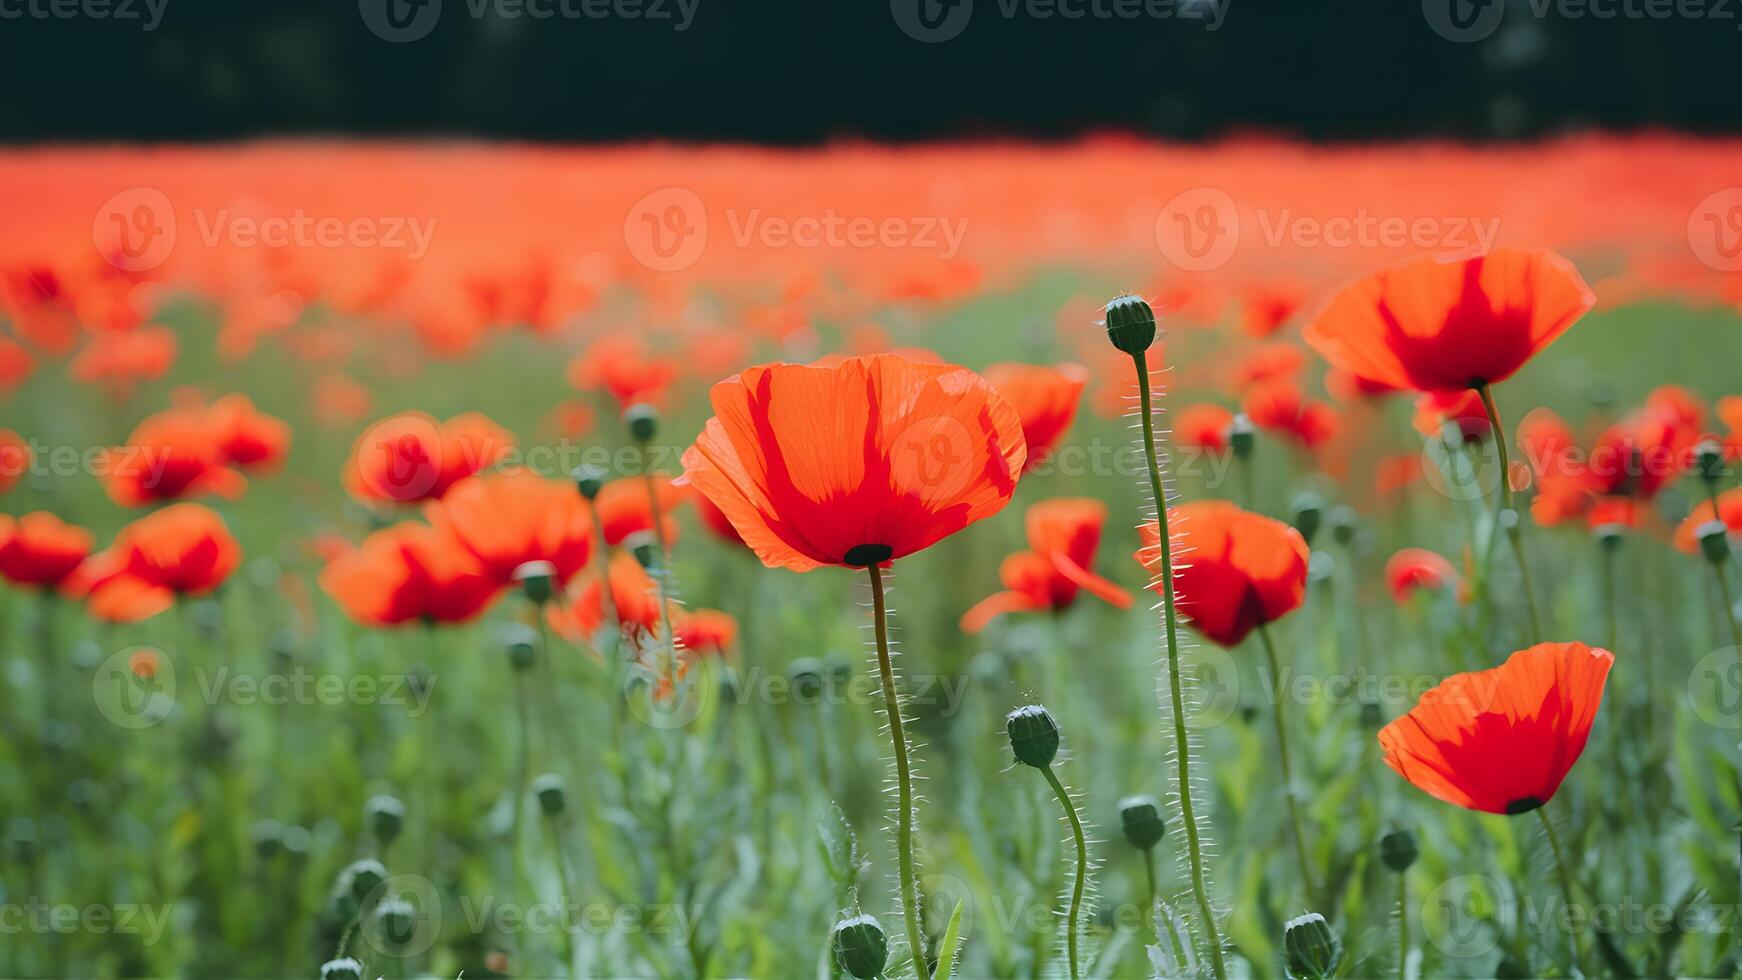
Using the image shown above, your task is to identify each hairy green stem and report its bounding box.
[1041,764,1087,980]
[868,564,927,979]
[1395,872,1409,979]
[1133,349,1227,980]
[1258,624,1318,906]
[1477,384,1542,642]
[1536,805,1591,975]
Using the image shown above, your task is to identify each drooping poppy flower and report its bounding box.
[982,362,1088,472]
[428,469,593,585]
[99,410,246,507]
[1674,488,1742,553]
[72,503,241,622]
[344,411,514,505]
[1385,548,1456,603]
[0,512,92,588]
[1175,403,1236,455]
[594,477,685,547]
[1303,249,1595,394]
[1242,379,1339,450]
[680,355,1026,572]
[674,608,738,657]
[960,498,1131,633]
[0,428,27,495]
[1378,642,1613,815]
[318,522,503,627]
[205,394,291,472]
[1135,501,1309,647]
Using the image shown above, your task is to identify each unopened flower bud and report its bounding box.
[1699,520,1731,565]
[366,795,405,844]
[1283,911,1340,979]
[8,817,39,864]
[627,531,661,570]
[1591,523,1625,551]
[513,560,557,605]
[533,773,566,817]
[1118,794,1165,850]
[342,858,388,904]
[1697,439,1727,484]
[1358,698,1383,729]
[1229,414,1256,460]
[786,657,825,702]
[374,897,417,948]
[1380,829,1418,873]
[625,403,659,444]
[1006,704,1060,768]
[572,463,609,500]
[1329,506,1358,547]
[503,624,537,671]
[1102,294,1157,355]
[321,958,364,980]
[252,819,286,859]
[831,913,889,980]
[1292,492,1324,546]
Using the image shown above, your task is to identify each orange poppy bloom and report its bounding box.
[982,362,1088,472]
[344,411,514,505]
[1586,403,1697,500]
[1412,389,1492,443]
[99,410,246,507]
[1517,408,1592,526]
[1303,249,1594,394]
[1241,379,1339,450]
[680,355,1025,572]
[675,608,738,656]
[205,394,291,472]
[1175,403,1235,455]
[546,550,664,643]
[1384,548,1456,603]
[69,325,177,394]
[566,330,678,409]
[1674,488,1742,553]
[690,488,746,547]
[1379,642,1613,814]
[1135,501,1309,647]
[0,429,28,496]
[960,498,1131,633]
[0,512,92,588]
[318,523,503,627]
[429,469,593,585]
[73,503,241,622]
[1227,341,1306,392]
[595,477,685,547]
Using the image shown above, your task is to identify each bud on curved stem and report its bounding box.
[1008,705,1087,980]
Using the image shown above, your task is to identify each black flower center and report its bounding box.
[843,544,894,567]
[1504,796,1544,815]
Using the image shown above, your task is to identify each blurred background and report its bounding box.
[2,0,1739,143]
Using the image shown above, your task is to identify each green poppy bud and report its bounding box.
[572,463,609,500]
[1229,414,1256,460]
[1329,506,1359,547]
[786,657,825,702]
[373,897,417,948]
[342,858,387,904]
[1698,439,1727,484]
[1006,704,1060,768]
[1358,698,1384,729]
[1380,828,1418,873]
[533,773,567,817]
[625,403,659,444]
[831,913,889,979]
[503,623,537,672]
[321,958,364,980]
[1292,491,1324,546]
[1118,794,1165,850]
[1699,519,1731,565]
[1283,911,1340,979]
[627,531,661,570]
[513,560,557,605]
[365,795,405,844]
[1103,294,1157,355]
[1591,522,1625,551]
[252,819,286,859]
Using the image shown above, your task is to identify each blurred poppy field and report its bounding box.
[6,136,1742,979]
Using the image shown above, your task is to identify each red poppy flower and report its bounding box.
[205,394,291,471]
[681,355,1026,572]
[69,325,177,393]
[1326,368,1401,403]
[1385,548,1456,603]
[1674,488,1742,553]
[1303,249,1595,394]
[1238,283,1306,338]
[1242,379,1339,450]
[0,429,28,496]
[428,469,594,586]
[72,504,241,622]
[1518,408,1592,526]
[566,331,678,409]
[547,550,663,642]
[1412,389,1492,444]
[1379,642,1613,814]
[675,608,738,656]
[318,522,503,627]
[0,512,92,588]
[1135,501,1309,647]
[595,477,685,547]
[1175,403,1235,455]
[1718,396,1742,460]
[982,362,1088,472]
[1228,342,1306,392]
[344,411,514,505]
[1587,404,1696,500]
[961,498,1131,633]
[99,410,246,507]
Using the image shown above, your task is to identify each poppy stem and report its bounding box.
[1257,623,1319,908]
[1132,349,1228,980]
[1712,559,1742,652]
[866,563,927,979]
[1394,871,1409,979]
[1040,763,1087,980]
[1141,846,1161,950]
[1535,805,1591,974]
[1476,384,1543,642]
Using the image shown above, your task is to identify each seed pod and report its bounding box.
[342,858,388,904]
[513,560,557,605]
[786,657,825,702]
[625,403,659,444]
[1229,414,1256,460]
[533,773,567,817]
[373,896,417,948]
[627,531,661,570]
[1282,911,1340,979]
[1699,519,1731,565]
[1697,438,1726,484]
[1006,704,1060,768]
[572,463,609,500]
[366,795,405,844]
[831,913,889,980]
[503,623,537,672]
[1118,794,1165,850]
[320,958,364,980]
[1292,492,1325,546]
[252,819,286,859]
[1102,294,1157,355]
[1380,829,1418,872]
[1329,506,1359,547]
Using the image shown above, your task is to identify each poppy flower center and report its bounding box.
[843,544,894,567]
[1504,796,1544,815]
